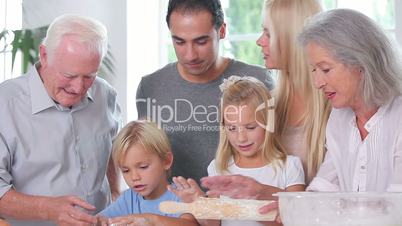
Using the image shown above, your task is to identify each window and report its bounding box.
[323,0,394,30]
[162,0,400,67]
[222,0,265,65]
[322,0,399,45]
[162,0,266,66]
[0,0,22,83]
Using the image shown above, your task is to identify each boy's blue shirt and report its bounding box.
[99,188,181,218]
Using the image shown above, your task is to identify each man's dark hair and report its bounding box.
[166,0,224,31]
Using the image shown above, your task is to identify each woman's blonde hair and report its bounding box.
[112,120,172,173]
[215,76,286,173]
[264,0,331,180]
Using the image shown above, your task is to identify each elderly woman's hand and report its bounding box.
[259,201,282,224]
[201,175,268,199]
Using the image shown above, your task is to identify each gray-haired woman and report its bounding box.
[299,8,402,192]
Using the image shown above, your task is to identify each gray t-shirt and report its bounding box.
[136,59,274,183]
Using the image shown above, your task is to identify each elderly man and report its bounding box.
[0,14,121,226]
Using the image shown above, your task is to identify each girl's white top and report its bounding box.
[208,155,305,226]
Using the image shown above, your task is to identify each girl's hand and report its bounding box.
[168,176,205,203]
[259,201,281,223]
[108,213,155,226]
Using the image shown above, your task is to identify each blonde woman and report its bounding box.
[202,0,330,199]
[258,0,330,184]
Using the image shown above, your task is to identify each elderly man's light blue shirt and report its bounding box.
[0,65,121,226]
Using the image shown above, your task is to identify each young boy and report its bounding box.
[97,120,198,226]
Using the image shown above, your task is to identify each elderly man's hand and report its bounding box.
[41,195,97,226]
[201,175,267,199]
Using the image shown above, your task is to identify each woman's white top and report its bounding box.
[208,155,305,226]
[308,96,402,192]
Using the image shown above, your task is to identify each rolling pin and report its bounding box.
[159,197,277,221]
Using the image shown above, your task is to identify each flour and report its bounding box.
[278,193,402,226]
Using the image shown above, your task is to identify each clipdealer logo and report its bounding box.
[255,97,275,132]
[136,97,275,132]
[222,98,275,133]
[136,98,219,123]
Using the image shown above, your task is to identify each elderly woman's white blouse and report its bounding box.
[307,96,402,192]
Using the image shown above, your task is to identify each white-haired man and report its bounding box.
[0,14,121,226]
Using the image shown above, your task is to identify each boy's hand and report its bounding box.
[168,176,205,203]
[95,215,109,226]
[0,219,10,226]
[108,213,155,226]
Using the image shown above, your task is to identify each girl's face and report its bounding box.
[256,14,278,69]
[120,143,172,200]
[223,104,266,167]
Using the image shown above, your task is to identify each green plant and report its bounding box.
[0,26,47,73]
[0,26,115,78]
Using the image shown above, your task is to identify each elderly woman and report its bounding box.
[299,8,402,192]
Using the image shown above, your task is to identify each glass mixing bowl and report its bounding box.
[277,192,402,226]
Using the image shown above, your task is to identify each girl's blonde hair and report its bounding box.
[264,0,331,180]
[112,120,172,172]
[215,76,286,173]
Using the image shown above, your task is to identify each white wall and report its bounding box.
[396,0,402,48]
[22,0,128,123]
[126,0,168,122]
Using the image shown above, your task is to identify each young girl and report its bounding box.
[171,76,305,226]
[97,120,198,226]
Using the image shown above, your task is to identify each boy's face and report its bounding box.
[120,143,172,200]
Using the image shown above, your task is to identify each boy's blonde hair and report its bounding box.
[112,120,172,171]
[264,0,331,180]
[216,76,286,173]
